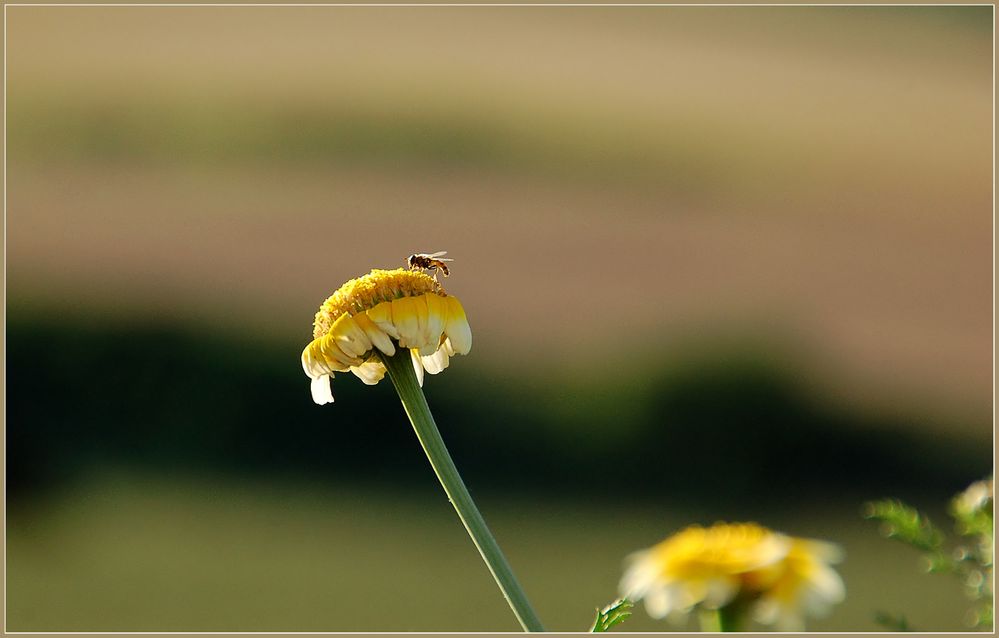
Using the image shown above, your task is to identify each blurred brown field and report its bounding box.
[8,6,992,430]
[5,5,994,632]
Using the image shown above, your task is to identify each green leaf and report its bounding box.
[590,598,633,632]
[863,498,947,554]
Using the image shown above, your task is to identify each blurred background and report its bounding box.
[5,4,993,632]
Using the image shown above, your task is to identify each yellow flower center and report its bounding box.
[313,268,444,339]
[652,523,786,580]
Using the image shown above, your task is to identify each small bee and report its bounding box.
[407,251,453,279]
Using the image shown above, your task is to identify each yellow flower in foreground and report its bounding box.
[620,522,844,631]
[301,268,471,404]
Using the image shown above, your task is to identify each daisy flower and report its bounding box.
[621,522,844,631]
[301,268,471,404]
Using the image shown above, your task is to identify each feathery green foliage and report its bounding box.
[590,598,633,632]
[949,479,994,629]
[864,477,993,630]
[863,499,946,556]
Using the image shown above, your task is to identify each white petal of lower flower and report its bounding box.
[810,564,846,604]
[754,597,804,631]
[797,565,846,618]
[702,577,738,609]
[619,550,657,599]
[310,374,334,405]
[679,578,710,609]
[805,539,845,565]
[753,598,780,626]
[644,585,681,619]
[755,533,793,569]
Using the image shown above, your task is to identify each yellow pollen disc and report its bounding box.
[313,268,444,339]
[651,523,785,579]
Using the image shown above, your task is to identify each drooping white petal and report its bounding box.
[310,374,334,405]
[350,359,388,386]
[410,348,425,387]
[754,596,804,631]
[354,312,396,357]
[804,539,845,565]
[679,578,710,609]
[443,296,471,355]
[752,598,780,626]
[302,348,315,378]
[801,565,846,613]
[304,342,335,376]
[392,296,424,349]
[421,346,450,375]
[619,550,657,599]
[332,314,373,358]
[755,533,793,569]
[702,577,738,610]
[302,346,321,378]
[644,585,681,620]
[319,334,358,370]
[366,301,401,339]
[421,294,448,356]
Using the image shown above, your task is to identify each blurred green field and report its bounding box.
[6,471,975,632]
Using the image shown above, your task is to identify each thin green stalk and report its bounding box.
[698,608,722,632]
[698,606,741,632]
[381,347,546,632]
[718,605,741,632]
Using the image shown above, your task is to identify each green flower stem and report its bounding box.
[698,608,722,632]
[718,605,741,632]
[699,606,741,632]
[381,347,546,632]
